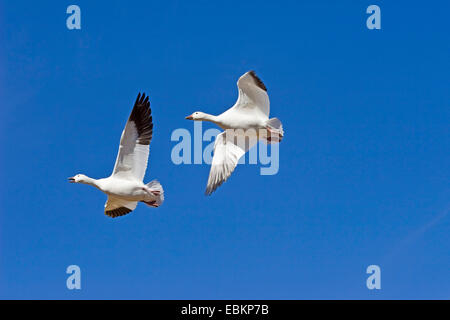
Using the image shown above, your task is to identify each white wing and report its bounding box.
[104,196,137,218]
[112,93,153,181]
[205,130,258,195]
[232,70,270,117]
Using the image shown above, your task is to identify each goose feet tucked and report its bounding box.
[265,126,283,144]
[141,200,159,208]
[142,186,161,196]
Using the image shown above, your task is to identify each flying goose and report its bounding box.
[186,71,284,195]
[69,93,164,218]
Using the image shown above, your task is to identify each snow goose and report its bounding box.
[69,93,164,218]
[186,71,284,195]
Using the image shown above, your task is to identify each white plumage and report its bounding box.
[69,93,164,218]
[186,71,284,195]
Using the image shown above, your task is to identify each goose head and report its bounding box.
[185,111,209,121]
[68,174,89,184]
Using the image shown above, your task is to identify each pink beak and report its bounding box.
[185,114,194,120]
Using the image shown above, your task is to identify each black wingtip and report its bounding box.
[248,70,267,91]
[135,92,141,105]
[129,91,153,145]
[105,207,132,218]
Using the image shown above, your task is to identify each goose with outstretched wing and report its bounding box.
[186,71,284,195]
[69,93,164,218]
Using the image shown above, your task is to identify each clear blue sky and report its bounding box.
[0,1,448,299]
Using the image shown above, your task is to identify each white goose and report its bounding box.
[69,93,164,218]
[186,71,284,195]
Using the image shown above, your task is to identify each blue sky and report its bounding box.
[0,0,449,299]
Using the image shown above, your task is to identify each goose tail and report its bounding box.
[142,180,164,207]
[265,118,284,143]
